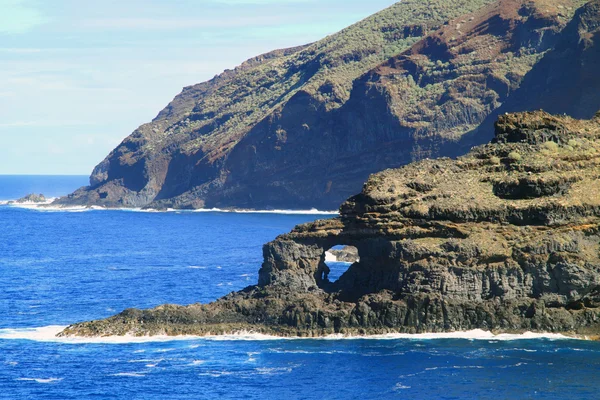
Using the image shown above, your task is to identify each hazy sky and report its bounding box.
[0,0,398,175]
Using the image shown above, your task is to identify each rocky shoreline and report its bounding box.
[59,110,600,338]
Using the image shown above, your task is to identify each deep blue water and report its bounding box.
[1,176,600,399]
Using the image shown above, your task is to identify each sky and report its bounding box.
[0,0,398,175]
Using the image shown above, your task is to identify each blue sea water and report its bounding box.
[1,176,600,399]
[0,175,89,201]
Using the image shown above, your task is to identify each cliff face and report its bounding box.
[61,110,600,338]
[56,0,595,210]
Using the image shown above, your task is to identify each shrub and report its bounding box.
[543,141,559,152]
[507,151,522,162]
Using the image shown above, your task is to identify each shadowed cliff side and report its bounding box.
[54,0,594,210]
[456,0,600,150]
[60,110,600,338]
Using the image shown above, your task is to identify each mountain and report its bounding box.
[60,109,600,337]
[56,0,595,210]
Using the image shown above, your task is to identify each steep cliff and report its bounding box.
[60,110,600,338]
[55,0,595,210]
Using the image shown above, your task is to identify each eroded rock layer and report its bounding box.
[60,111,600,338]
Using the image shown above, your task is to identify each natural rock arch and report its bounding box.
[319,245,360,287]
[60,110,600,338]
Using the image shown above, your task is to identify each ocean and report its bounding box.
[1,175,599,399]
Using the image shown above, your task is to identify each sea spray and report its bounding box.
[0,326,577,344]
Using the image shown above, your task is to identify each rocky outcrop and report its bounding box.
[12,194,46,204]
[54,0,596,211]
[60,110,600,338]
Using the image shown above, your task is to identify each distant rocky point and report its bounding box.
[59,110,600,338]
[12,194,47,204]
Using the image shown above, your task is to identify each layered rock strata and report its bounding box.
[60,111,600,338]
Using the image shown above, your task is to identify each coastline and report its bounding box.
[0,200,339,215]
[0,325,583,343]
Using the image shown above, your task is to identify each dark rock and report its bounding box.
[53,0,597,211]
[12,193,46,204]
[60,110,600,338]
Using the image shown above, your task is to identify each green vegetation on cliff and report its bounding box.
[57,0,600,211]
[137,0,498,158]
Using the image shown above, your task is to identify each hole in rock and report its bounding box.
[323,245,359,283]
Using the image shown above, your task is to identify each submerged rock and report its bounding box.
[60,110,600,338]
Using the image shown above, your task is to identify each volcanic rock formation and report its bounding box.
[12,194,46,204]
[60,110,600,338]
[55,0,598,211]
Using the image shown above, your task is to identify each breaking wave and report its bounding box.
[0,326,580,343]
[15,377,63,384]
[324,251,337,262]
[2,202,338,215]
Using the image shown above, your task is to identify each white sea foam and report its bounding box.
[318,330,574,341]
[7,203,90,212]
[2,197,58,207]
[3,201,338,215]
[128,358,163,364]
[0,326,208,344]
[324,251,337,262]
[199,370,235,377]
[111,372,146,378]
[255,367,293,375]
[324,251,355,263]
[393,383,411,391]
[0,326,580,343]
[5,197,57,206]
[185,207,338,215]
[16,377,62,384]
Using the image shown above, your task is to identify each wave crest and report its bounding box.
[2,202,338,215]
[0,326,579,343]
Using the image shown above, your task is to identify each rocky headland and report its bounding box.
[54,0,600,211]
[11,193,47,204]
[60,110,600,338]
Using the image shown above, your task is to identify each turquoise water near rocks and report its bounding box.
[1,176,600,399]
